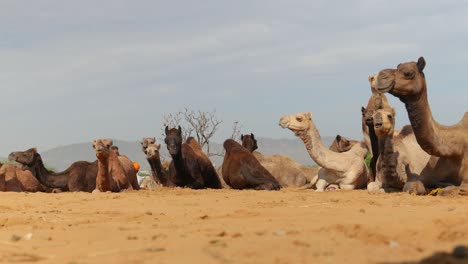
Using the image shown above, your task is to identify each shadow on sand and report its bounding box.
[382,245,468,264]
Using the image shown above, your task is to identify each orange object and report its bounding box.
[133,162,140,172]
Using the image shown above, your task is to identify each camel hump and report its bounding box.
[463,112,468,125]
[398,125,414,138]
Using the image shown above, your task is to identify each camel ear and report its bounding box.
[250,133,255,140]
[368,75,374,84]
[335,135,341,142]
[156,144,161,150]
[151,137,156,143]
[241,134,244,140]
[165,126,169,135]
[361,106,366,114]
[391,108,396,117]
[417,57,426,72]
[306,112,312,120]
[177,126,182,135]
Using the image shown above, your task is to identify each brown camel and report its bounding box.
[367,108,430,194]
[375,56,468,195]
[280,112,368,191]
[109,145,140,190]
[185,136,224,187]
[329,135,359,153]
[222,139,281,190]
[0,162,49,192]
[164,126,222,189]
[93,139,133,192]
[241,133,314,187]
[9,148,98,192]
[141,138,171,187]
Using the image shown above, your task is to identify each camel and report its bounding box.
[240,133,314,187]
[362,76,393,182]
[164,126,222,189]
[141,138,171,187]
[9,148,98,192]
[329,135,359,153]
[141,137,156,152]
[109,145,140,190]
[184,136,224,187]
[374,56,468,195]
[0,162,50,192]
[367,108,430,194]
[93,139,133,192]
[279,112,368,191]
[222,139,281,190]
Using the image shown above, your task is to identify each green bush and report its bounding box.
[365,153,372,169]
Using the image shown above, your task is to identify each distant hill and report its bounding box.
[40,137,336,171]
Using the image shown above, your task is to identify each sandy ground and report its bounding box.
[0,188,467,264]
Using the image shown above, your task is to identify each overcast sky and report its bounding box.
[1,0,467,156]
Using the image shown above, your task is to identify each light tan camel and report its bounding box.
[375,57,468,195]
[279,112,368,191]
[367,108,430,194]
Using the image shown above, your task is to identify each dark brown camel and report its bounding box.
[93,139,133,192]
[222,139,281,190]
[375,56,468,195]
[164,126,222,189]
[141,138,172,187]
[9,148,97,192]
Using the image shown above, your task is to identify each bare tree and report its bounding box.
[161,108,240,157]
[230,121,242,141]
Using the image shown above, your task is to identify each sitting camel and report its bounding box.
[375,56,468,195]
[141,137,171,187]
[0,162,49,192]
[9,148,98,192]
[367,108,430,193]
[329,135,359,153]
[164,126,222,189]
[9,145,139,192]
[279,112,368,191]
[109,145,140,190]
[241,133,314,187]
[222,139,281,190]
[93,139,134,192]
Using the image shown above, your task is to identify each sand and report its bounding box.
[0,188,467,264]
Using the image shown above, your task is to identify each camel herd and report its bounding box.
[1,57,467,196]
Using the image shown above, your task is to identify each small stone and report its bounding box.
[217,231,227,237]
[274,229,287,236]
[389,241,400,248]
[145,211,153,215]
[359,208,366,214]
[453,245,468,259]
[23,233,33,241]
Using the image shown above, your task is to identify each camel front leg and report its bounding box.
[315,178,329,192]
[339,184,356,190]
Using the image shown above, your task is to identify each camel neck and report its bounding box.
[27,155,68,189]
[147,157,166,185]
[403,89,457,157]
[96,155,111,191]
[378,135,398,180]
[297,120,338,169]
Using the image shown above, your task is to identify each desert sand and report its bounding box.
[0,188,467,264]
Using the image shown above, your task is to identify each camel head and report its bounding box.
[374,57,427,99]
[279,112,312,135]
[165,126,182,156]
[372,108,396,137]
[8,148,39,166]
[141,137,156,152]
[145,144,161,160]
[110,146,120,156]
[329,135,356,152]
[241,133,258,152]
[93,139,113,159]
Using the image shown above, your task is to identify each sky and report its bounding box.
[0,0,467,156]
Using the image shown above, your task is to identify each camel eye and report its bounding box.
[296,117,303,122]
[403,71,415,79]
[387,115,393,120]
